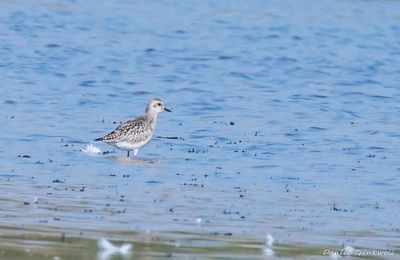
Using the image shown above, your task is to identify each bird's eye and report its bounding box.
[158,103,162,106]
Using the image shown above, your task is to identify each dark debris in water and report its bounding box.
[124,82,136,86]
[218,55,235,60]
[212,121,236,126]
[331,203,352,212]
[133,90,152,95]
[309,126,328,131]
[45,43,60,48]
[4,100,16,105]
[223,209,241,215]
[79,80,97,87]
[18,155,31,158]
[102,150,115,155]
[146,180,163,184]
[183,183,204,187]
[188,148,208,153]
[374,202,382,209]
[155,136,184,140]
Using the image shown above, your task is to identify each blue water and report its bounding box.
[0,0,399,258]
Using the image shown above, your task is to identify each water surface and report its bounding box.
[0,0,399,259]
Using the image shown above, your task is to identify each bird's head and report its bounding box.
[146,98,171,114]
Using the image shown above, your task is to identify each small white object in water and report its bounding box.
[264,248,274,256]
[82,143,102,154]
[195,218,202,224]
[98,238,132,260]
[53,257,60,260]
[263,233,275,256]
[32,196,38,204]
[266,233,274,247]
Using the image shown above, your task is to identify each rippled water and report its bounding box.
[0,0,399,259]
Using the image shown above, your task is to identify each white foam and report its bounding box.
[82,143,102,154]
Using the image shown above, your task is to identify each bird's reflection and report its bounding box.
[106,156,158,165]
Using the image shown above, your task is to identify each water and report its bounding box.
[0,0,399,259]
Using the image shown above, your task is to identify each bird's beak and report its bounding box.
[164,107,172,112]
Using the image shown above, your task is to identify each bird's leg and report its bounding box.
[127,151,130,157]
[133,149,139,157]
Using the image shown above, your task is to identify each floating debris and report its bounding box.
[18,155,31,158]
[264,233,275,256]
[266,233,274,247]
[155,135,181,140]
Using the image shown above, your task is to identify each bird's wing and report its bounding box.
[102,116,151,143]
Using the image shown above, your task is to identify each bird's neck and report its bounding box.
[144,111,158,128]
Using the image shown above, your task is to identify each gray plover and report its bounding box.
[95,98,171,157]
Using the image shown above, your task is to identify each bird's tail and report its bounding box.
[94,137,103,141]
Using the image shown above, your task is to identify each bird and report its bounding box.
[95,98,171,157]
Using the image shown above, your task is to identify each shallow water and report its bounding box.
[0,0,399,259]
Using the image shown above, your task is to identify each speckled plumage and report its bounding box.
[95,98,171,157]
[99,114,155,144]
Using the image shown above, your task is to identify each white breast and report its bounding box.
[111,138,151,151]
